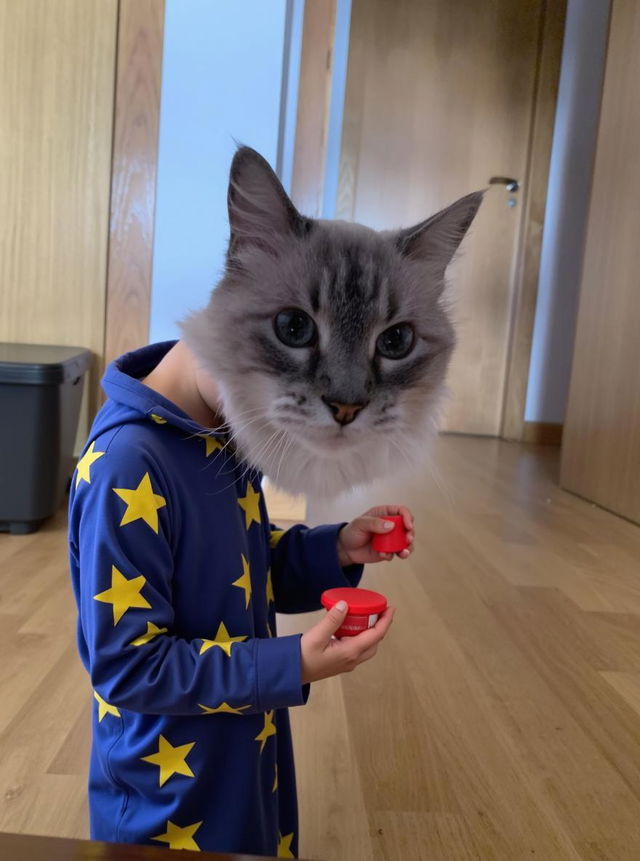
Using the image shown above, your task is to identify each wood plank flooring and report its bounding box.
[2,437,640,859]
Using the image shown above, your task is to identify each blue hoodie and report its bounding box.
[68,342,362,856]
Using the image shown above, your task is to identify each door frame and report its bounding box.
[290,0,337,215]
[333,0,567,442]
[103,0,165,370]
[501,0,567,441]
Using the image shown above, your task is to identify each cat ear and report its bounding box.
[395,191,484,271]
[227,146,309,259]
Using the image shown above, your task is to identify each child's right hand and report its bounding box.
[300,600,395,684]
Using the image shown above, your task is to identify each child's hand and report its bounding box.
[337,505,414,565]
[300,600,395,684]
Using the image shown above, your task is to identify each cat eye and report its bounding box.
[376,323,415,359]
[274,308,317,348]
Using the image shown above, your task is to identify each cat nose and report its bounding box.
[321,397,369,426]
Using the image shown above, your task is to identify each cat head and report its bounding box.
[181,146,482,497]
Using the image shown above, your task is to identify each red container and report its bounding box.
[371,514,409,553]
[321,587,388,638]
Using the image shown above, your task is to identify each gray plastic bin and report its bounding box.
[0,343,91,534]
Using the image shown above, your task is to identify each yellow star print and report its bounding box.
[278,832,295,858]
[94,565,151,625]
[238,483,261,529]
[141,734,195,787]
[94,691,120,722]
[149,413,167,424]
[198,702,251,715]
[130,621,168,647]
[232,554,252,609]
[199,621,247,657]
[270,529,285,549]
[75,442,105,488]
[255,710,277,754]
[152,820,202,851]
[266,568,274,604]
[113,472,166,533]
[273,764,278,793]
[197,433,223,457]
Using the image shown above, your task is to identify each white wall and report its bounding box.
[149,0,298,342]
[525,0,610,423]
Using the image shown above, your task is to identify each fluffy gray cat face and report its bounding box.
[182,147,482,497]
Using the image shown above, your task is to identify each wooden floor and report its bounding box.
[2,437,640,859]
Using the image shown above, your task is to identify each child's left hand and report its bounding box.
[337,505,415,566]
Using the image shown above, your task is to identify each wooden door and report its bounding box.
[560,0,640,524]
[0,0,118,420]
[337,0,559,435]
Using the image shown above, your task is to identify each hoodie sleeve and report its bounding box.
[69,434,307,717]
[268,523,363,614]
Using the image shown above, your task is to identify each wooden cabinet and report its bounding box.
[561,0,640,524]
[0,0,118,419]
[0,0,163,428]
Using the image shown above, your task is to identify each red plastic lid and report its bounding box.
[321,587,387,615]
[371,514,409,553]
[381,514,404,528]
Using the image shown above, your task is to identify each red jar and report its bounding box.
[321,587,388,638]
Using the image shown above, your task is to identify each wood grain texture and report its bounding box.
[104,0,165,368]
[334,0,368,222]
[291,0,336,216]
[0,0,118,418]
[300,436,640,860]
[523,420,563,445]
[4,437,640,859]
[502,0,568,441]
[560,0,640,524]
[0,509,91,837]
[337,0,554,437]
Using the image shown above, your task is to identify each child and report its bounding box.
[69,139,481,855]
[68,337,413,856]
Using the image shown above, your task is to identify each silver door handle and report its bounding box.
[489,176,520,192]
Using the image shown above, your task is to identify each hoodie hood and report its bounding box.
[90,341,224,446]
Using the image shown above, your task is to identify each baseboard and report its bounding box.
[522,421,563,446]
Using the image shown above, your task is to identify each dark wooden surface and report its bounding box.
[0,832,296,861]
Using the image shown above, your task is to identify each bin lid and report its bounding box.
[0,343,91,385]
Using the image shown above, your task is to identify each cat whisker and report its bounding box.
[273,431,294,490]
[182,410,265,455]
[185,405,265,443]
[211,428,281,495]
[424,454,455,511]
[232,431,284,491]
[392,428,454,510]
[389,432,420,477]
[205,417,271,483]
[263,433,285,489]
[238,429,282,483]
[210,411,269,464]
[213,405,264,424]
